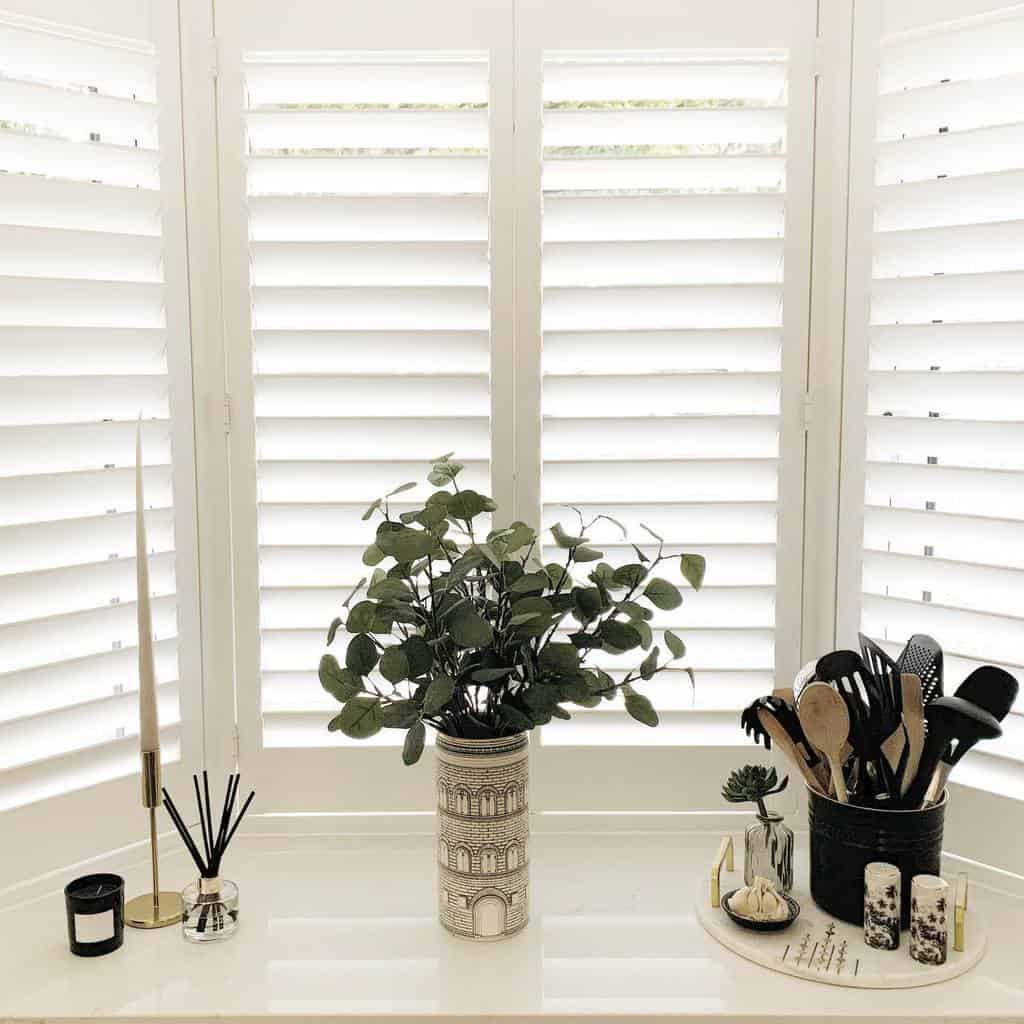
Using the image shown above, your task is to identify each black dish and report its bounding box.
[721,889,800,932]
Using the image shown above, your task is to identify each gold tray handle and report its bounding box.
[954,872,968,953]
[711,835,734,908]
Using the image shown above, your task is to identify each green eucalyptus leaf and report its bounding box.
[680,553,707,591]
[644,577,683,610]
[347,600,380,634]
[538,642,580,675]
[367,577,413,602]
[449,610,494,648]
[640,646,660,680]
[599,619,642,652]
[617,600,652,621]
[509,596,554,637]
[509,611,541,626]
[382,699,420,728]
[446,489,494,521]
[508,571,549,595]
[423,674,456,714]
[613,564,647,590]
[550,521,588,548]
[625,692,659,727]
[362,544,385,566]
[402,721,426,765]
[345,633,379,675]
[569,631,603,649]
[379,646,410,684]
[326,616,343,646]
[497,703,534,732]
[318,654,363,702]
[634,619,653,650]
[664,630,686,659]
[361,498,383,521]
[334,695,384,739]
[386,481,417,497]
[402,636,434,677]
[572,544,604,563]
[428,459,464,486]
[472,667,516,683]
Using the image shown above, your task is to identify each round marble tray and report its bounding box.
[696,880,986,989]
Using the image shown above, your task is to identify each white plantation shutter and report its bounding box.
[539,52,788,741]
[240,52,492,750]
[0,11,193,817]
[857,6,1024,766]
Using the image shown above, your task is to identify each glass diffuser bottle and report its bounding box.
[182,877,239,942]
[744,811,794,892]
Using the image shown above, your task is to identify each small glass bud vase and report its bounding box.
[182,877,238,942]
[744,813,794,893]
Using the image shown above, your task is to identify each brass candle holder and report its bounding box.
[125,750,183,929]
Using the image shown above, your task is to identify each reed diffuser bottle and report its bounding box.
[163,772,254,943]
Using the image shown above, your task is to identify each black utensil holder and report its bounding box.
[808,787,946,927]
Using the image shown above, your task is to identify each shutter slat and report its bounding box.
[247,108,488,152]
[543,155,785,193]
[255,374,487,417]
[0,638,177,725]
[0,508,175,576]
[544,193,784,241]
[544,373,780,416]
[0,15,182,811]
[544,239,784,286]
[0,130,160,188]
[544,328,781,373]
[0,594,178,675]
[0,466,173,528]
[0,76,158,148]
[860,12,1024,767]
[254,330,489,374]
[249,155,487,196]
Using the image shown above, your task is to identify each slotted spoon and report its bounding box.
[896,633,943,706]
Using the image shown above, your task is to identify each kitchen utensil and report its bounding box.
[815,650,895,802]
[742,696,823,788]
[899,673,926,799]
[792,659,817,703]
[903,696,1002,808]
[859,632,903,715]
[896,633,943,706]
[955,665,1019,721]
[798,682,851,803]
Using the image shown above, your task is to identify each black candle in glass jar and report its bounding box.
[65,873,125,956]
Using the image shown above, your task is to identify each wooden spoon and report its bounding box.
[899,673,926,798]
[798,682,851,803]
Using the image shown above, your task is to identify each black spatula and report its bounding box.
[955,665,1019,721]
[897,633,944,705]
[903,695,1002,808]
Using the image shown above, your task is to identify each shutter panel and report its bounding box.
[242,52,491,748]
[539,51,787,739]
[0,15,183,811]
[860,8,1024,765]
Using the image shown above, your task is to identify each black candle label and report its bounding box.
[75,910,115,944]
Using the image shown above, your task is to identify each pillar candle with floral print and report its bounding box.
[863,861,900,950]
[910,874,949,965]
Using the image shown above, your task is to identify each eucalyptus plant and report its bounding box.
[319,454,706,765]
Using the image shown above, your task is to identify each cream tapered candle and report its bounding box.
[136,420,159,753]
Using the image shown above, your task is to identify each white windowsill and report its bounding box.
[1,825,1022,1022]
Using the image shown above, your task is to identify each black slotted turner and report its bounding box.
[896,633,943,705]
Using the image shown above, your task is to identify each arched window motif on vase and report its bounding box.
[438,785,448,810]
[507,843,519,870]
[505,785,519,813]
[455,846,470,872]
[438,839,449,867]
[480,847,498,874]
[479,788,497,817]
[455,789,470,815]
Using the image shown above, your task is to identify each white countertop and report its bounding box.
[2,829,1023,1022]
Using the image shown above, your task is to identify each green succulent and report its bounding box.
[722,764,789,818]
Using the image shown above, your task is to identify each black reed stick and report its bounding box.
[162,773,256,880]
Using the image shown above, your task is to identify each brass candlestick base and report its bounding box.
[126,890,183,929]
[126,750,181,929]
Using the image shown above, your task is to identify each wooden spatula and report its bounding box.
[899,673,926,798]
[798,682,851,803]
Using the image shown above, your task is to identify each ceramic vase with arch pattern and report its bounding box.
[435,732,529,940]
